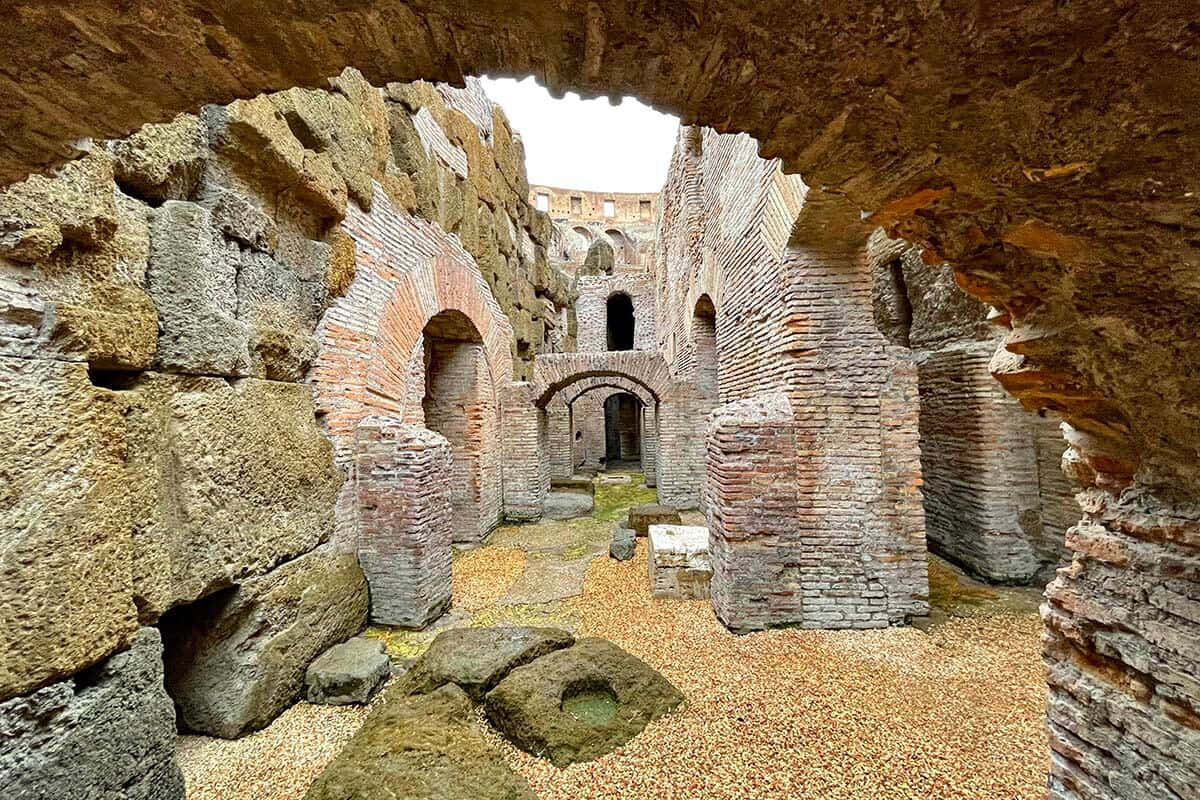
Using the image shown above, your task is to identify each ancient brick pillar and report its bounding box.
[705,392,802,632]
[656,389,705,510]
[354,417,452,628]
[501,382,546,521]
[641,403,658,487]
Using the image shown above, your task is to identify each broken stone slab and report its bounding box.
[648,524,713,600]
[599,474,632,485]
[610,526,636,561]
[0,628,184,800]
[399,627,575,703]
[484,637,684,767]
[543,490,594,520]
[628,503,682,537]
[304,683,535,800]
[161,545,369,739]
[550,476,595,496]
[305,637,391,706]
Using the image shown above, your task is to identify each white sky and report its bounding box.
[479,76,679,194]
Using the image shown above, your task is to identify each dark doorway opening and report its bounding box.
[606,293,635,351]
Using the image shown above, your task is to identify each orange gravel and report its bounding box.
[483,540,1049,800]
[179,537,1048,800]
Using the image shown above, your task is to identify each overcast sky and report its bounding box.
[479,76,679,194]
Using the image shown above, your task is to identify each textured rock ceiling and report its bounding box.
[3,0,1199,490]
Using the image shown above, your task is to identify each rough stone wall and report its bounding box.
[576,273,657,352]
[657,128,926,624]
[870,232,1072,584]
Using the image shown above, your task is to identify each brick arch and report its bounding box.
[562,376,655,410]
[311,189,515,461]
[532,351,675,408]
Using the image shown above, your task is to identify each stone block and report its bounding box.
[0,628,184,800]
[0,356,137,702]
[627,503,682,537]
[106,113,207,203]
[304,683,535,800]
[201,187,277,252]
[147,200,252,376]
[0,150,117,263]
[543,490,594,520]
[355,419,453,628]
[305,637,391,706]
[399,627,575,702]
[610,526,636,561]
[123,373,341,621]
[550,476,595,496]
[236,249,318,381]
[648,525,712,599]
[162,545,369,738]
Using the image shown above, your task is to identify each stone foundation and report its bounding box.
[648,525,712,599]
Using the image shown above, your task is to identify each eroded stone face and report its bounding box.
[0,628,184,800]
[162,545,368,739]
[0,357,138,702]
[122,373,341,621]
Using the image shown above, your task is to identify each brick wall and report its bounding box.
[868,230,1071,584]
[656,128,927,625]
[576,273,657,352]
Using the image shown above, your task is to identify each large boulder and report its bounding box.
[627,503,682,537]
[485,638,684,767]
[0,357,138,702]
[305,637,391,706]
[305,683,535,800]
[0,628,184,800]
[161,545,369,738]
[543,490,594,520]
[400,627,574,703]
[123,373,341,620]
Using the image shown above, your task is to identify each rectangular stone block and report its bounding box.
[0,356,138,701]
[0,628,184,800]
[648,524,712,599]
[355,417,453,628]
[123,372,342,621]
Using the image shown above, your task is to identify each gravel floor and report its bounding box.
[178,474,1048,800]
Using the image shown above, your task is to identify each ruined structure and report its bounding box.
[2,5,1199,798]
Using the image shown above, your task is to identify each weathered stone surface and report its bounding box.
[305,683,535,800]
[627,503,681,537]
[162,545,368,738]
[543,490,594,520]
[484,637,683,767]
[0,357,137,702]
[0,628,184,800]
[122,373,341,621]
[305,637,391,706]
[204,96,347,221]
[400,627,575,703]
[648,524,712,599]
[236,249,318,381]
[106,114,207,203]
[550,476,594,496]
[200,187,277,252]
[610,525,635,561]
[147,200,251,376]
[0,150,116,263]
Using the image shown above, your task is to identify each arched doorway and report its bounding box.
[421,309,502,545]
[606,292,635,351]
[603,391,642,465]
[692,294,718,399]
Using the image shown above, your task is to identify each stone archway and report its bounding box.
[552,375,660,486]
[2,7,1199,796]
